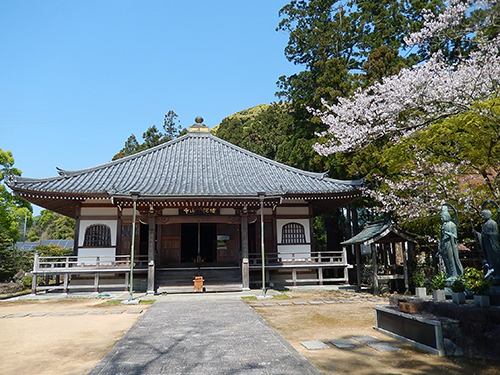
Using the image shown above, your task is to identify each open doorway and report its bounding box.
[181,223,216,263]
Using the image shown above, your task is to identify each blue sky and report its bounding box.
[1,1,300,213]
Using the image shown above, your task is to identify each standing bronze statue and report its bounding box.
[474,201,500,280]
[439,204,464,280]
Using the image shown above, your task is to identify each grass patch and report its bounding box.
[139,299,155,304]
[242,296,257,300]
[272,293,290,299]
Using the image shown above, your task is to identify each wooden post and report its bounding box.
[372,243,379,296]
[292,268,297,286]
[403,242,410,294]
[94,256,100,292]
[124,271,129,291]
[32,251,39,294]
[318,267,323,285]
[355,244,361,287]
[63,256,69,293]
[147,216,156,295]
[241,215,250,290]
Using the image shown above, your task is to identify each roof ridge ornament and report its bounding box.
[189,116,210,133]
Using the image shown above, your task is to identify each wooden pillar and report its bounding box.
[355,243,361,287]
[124,272,129,291]
[372,243,379,296]
[63,274,69,294]
[73,204,81,256]
[241,215,250,290]
[63,256,69,294]
[292,268,297,286]
[31,251,39,294]
[318,267,323,285]
[147,216,156,294]
[403,242,410,293]
[94,256,100,293]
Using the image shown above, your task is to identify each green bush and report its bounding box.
[412,270,426,287]
[450,275,466,293]
[464,267,493,295]
[431,271,446,290]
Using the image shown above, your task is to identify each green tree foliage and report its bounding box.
[276,0,443,107]
[112,110,185,160]
[0,149,33,248]
[27,209,75,241]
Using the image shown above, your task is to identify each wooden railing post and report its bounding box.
[31,251,39,294]
[94,256,100,293]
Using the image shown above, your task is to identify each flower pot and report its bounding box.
[474,294,490,308]
[433,289,445,302]
[452,292,466,304]
[415,287,427,298]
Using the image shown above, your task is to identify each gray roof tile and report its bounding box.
[9,132,362,199]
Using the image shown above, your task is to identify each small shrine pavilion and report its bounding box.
[342,221,416,295]
[7,117,363,293]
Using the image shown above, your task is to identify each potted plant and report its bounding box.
[413,270,427,298]
[450,275,466,304]
[431,271,446,302]
[464,267,493,307]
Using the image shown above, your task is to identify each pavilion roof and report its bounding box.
[341,221,416,246]
[7,130,362,216]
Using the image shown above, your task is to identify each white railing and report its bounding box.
[30,254,148,295]
[248,251,347,266]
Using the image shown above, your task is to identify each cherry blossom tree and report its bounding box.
[311,0,500,229]
[313,0,500,156]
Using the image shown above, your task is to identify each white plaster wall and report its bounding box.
[77,248,116,265]
[78,220,118,247]
[81,207,117,216]
[277,244,312,261]
[276,206,309,215]
[276,218,311,243]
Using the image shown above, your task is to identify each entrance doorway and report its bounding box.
[181,223,216,263]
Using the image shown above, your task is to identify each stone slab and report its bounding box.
[293,301,308,305]
[367,342,401,352]
[329,339,359,349]
[69,311,87,315]
[8,313,29,318]
[278,302,293,306]
[127,309,143,314]
[89,311,107,315]
[324,300,338,304]
[308,301,323,305]
[301,341,330,350]
[30,313,49,317]
[0,314,9,318]
[352,335,380,344]
[51,312,67,316]
[249,303,262,307]
[108,310,125,314]
[263,302,277,306]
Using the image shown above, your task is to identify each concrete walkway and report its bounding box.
[88,298,321,375]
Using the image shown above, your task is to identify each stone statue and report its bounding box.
[474,208,500,280]
[439,204,464,280]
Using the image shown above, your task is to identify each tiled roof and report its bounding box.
[341,221,415,246]
[8,132,362,199]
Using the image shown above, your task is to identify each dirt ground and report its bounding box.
[0,298,149,375]
[0,291,499,375]
[251,290,500,375]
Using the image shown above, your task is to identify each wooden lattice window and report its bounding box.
[84,224,111,247]
[282,222,306,244]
